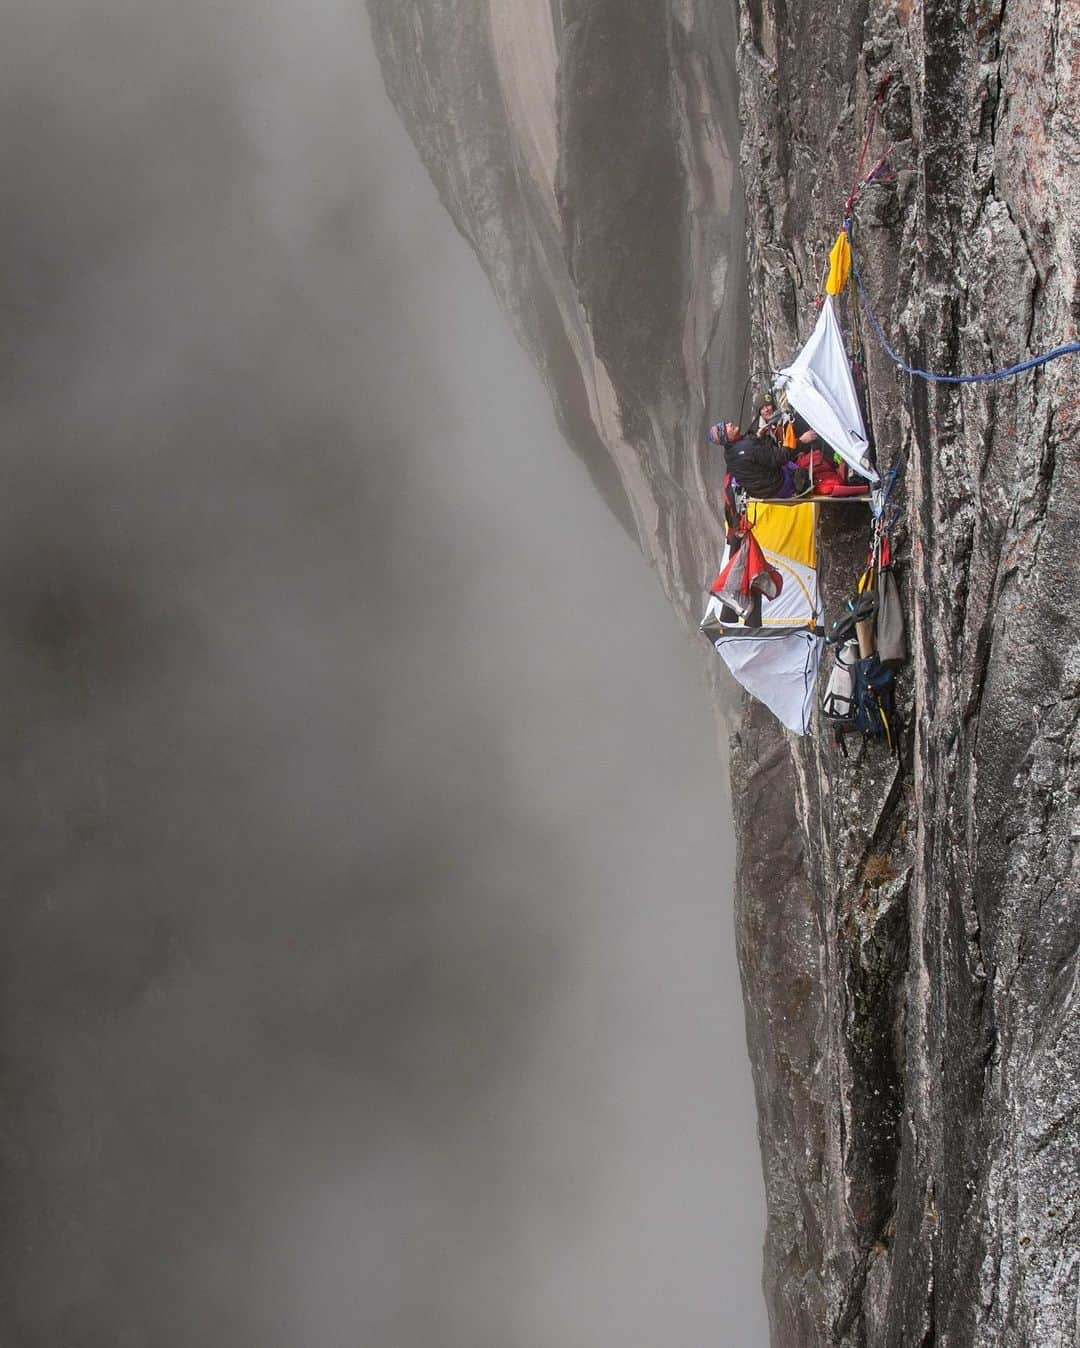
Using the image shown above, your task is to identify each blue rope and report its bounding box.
[847,232,1080,384]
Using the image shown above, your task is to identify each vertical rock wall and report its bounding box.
[737,1,1080,1342]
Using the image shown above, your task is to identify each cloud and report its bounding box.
[0,1,765,1344]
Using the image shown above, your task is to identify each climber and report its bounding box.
[759,405,870,496]
[708,420,797,499]
[756,403,819,447]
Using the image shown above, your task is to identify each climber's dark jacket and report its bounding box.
[724,433,794,499]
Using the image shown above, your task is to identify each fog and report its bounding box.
[0,1,767,1343]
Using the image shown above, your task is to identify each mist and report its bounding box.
[0,1,766,1344]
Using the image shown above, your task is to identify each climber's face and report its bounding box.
[708,420,742,447]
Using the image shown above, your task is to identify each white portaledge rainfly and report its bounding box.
[701,502,822,735]
[773,295,880,484]
[701,288,885,735]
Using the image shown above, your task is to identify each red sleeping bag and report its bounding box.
[795,449,870,496]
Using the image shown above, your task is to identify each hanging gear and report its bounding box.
[875,533,906,669]
[709,519,783,621]
[822,517,903,753]
[822,638,859,721]
[850,654,900,750]
[827,588,877,649]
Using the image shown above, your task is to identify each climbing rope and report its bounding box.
[838,79,1077,384]
[844,77,895,215]
[848,228,1080,385]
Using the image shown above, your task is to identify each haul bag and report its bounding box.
[876,568,906,669]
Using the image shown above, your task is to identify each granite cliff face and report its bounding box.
[368,0,744,639]
[737,3,1080,1343]
[369,2,1080,1343]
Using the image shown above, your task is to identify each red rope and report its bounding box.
[844,76,893,215]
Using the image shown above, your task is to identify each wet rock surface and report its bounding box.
[370,1,1080,1342]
